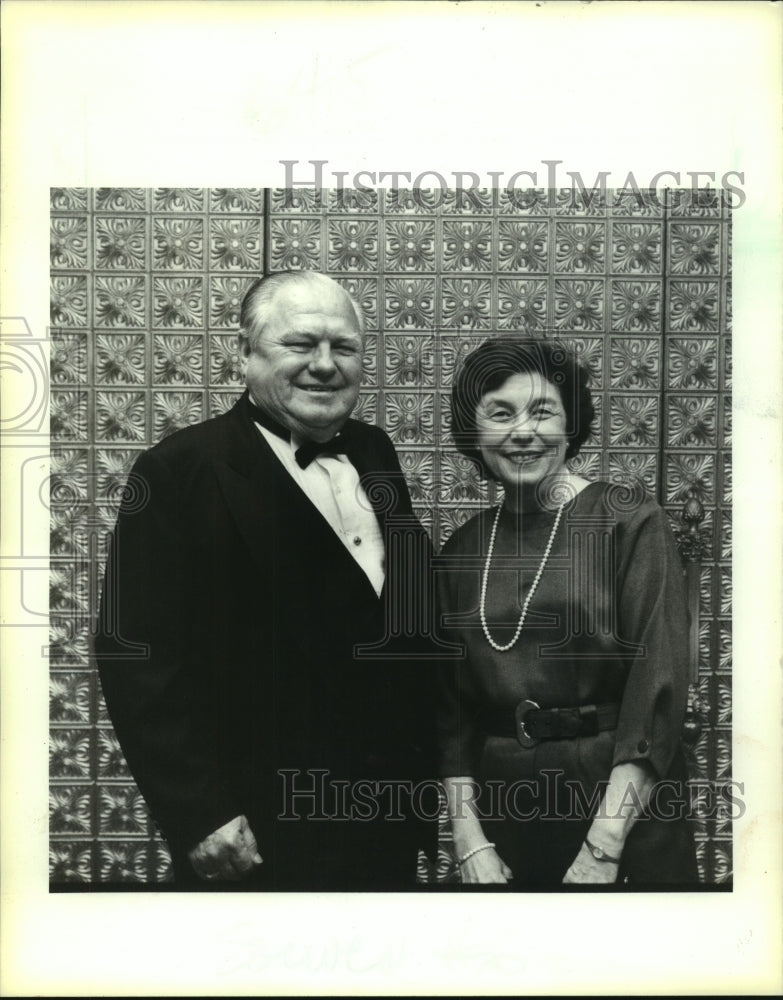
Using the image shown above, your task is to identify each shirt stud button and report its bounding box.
[637,739,649,753]
[353,536,362,546]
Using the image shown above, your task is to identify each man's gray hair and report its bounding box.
[239,271,365,348]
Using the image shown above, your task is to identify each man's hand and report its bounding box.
[187,814,263,882]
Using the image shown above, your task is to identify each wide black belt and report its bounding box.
[479,700,620,749]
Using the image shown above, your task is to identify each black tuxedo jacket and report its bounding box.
[95,391,439,887]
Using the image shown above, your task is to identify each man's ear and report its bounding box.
[237,333,251,374]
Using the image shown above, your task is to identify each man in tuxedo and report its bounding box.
[96,271,440,890]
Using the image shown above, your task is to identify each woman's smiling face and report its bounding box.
[475,371,569,494]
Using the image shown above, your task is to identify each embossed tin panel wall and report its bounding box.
[50,187,731,884]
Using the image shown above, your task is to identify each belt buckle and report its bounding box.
[514,699,540,749]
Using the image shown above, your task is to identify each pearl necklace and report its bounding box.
[480,503,565,652]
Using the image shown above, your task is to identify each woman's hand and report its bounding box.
[443,776,513,884]
[459,845,513,884]
[563,759,655,884]
[562,841,619,885]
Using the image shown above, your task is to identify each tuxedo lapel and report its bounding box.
[214,395,384,605]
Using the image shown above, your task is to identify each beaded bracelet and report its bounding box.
[457,842,496,866]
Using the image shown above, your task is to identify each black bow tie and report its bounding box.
[293,435,354,469]
[245,393,358,469]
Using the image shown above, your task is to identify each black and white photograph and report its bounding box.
[2,0,781,994]
[46,182,732,893]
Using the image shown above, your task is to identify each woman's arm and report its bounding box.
[563,760,655,884]
[564,501,690,884]
[443,775,513,884]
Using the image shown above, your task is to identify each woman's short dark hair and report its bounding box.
[450,336,595,477]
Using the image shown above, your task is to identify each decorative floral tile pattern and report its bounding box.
[384,392,435,444]
[666,453,715,504]
[154,217,204,270]
[609,336,660,389]
[610,395,659,447]
[383,219,437,272]
[210,188,264,213]
[498,187,550,215]
[51,390,89,441]
[95,333,147,385]
[439,335,489,386]
[336,277,379,330]
[51,275,88,327]
[95,216,147,270]
[97,729,133,779]
[610,188,663,218]
[328,218,379,271]
[384,334,435,387]
[209,334,243,387]
[497,278,548,331]
[51,187,88,211]
[51,504,89,558]
[442,220,493,272]
[555,187,607,216]
[154,188,205,212]
[397,450,435,504]
[153,277,203,328]
[607,451,658,495]
[50,672,91,724]
[554,278,604,331]
[670,188,721,217]
[209,276,246,328]
[95,276,146,328]
[610,280,661,332]
[667,337,718,389]
[668,280,720,332]
[51,217,88,269]
[438,452,488,504]
[50,842,93,882]
[443,188,495,214]
[152,391,205,441]
[441,278,491,329]
[555,222,605,273]
[667,395,717,449]
[50,187,731,885]
[270,217,322,270]
[50,729,92,779]
[95,391,146,443]
[497,220,549,272]
[50,786,93,834]
[153,334,204,385]
[51,333,88,385]
[610,222,662,274]
[210,218,262,271]
[95,188,147,212]
[385,277,435,329]
[98,786,150,835]
[99,842,149,882]
[669,223,721,275]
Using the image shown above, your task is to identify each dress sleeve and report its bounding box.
[436,548,483,778]
[611,502,691,779]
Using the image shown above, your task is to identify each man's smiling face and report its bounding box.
[240,280,364,442]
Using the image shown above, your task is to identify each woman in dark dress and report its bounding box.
[437,337,697,887]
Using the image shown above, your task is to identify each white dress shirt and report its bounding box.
[256,423,386,597]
